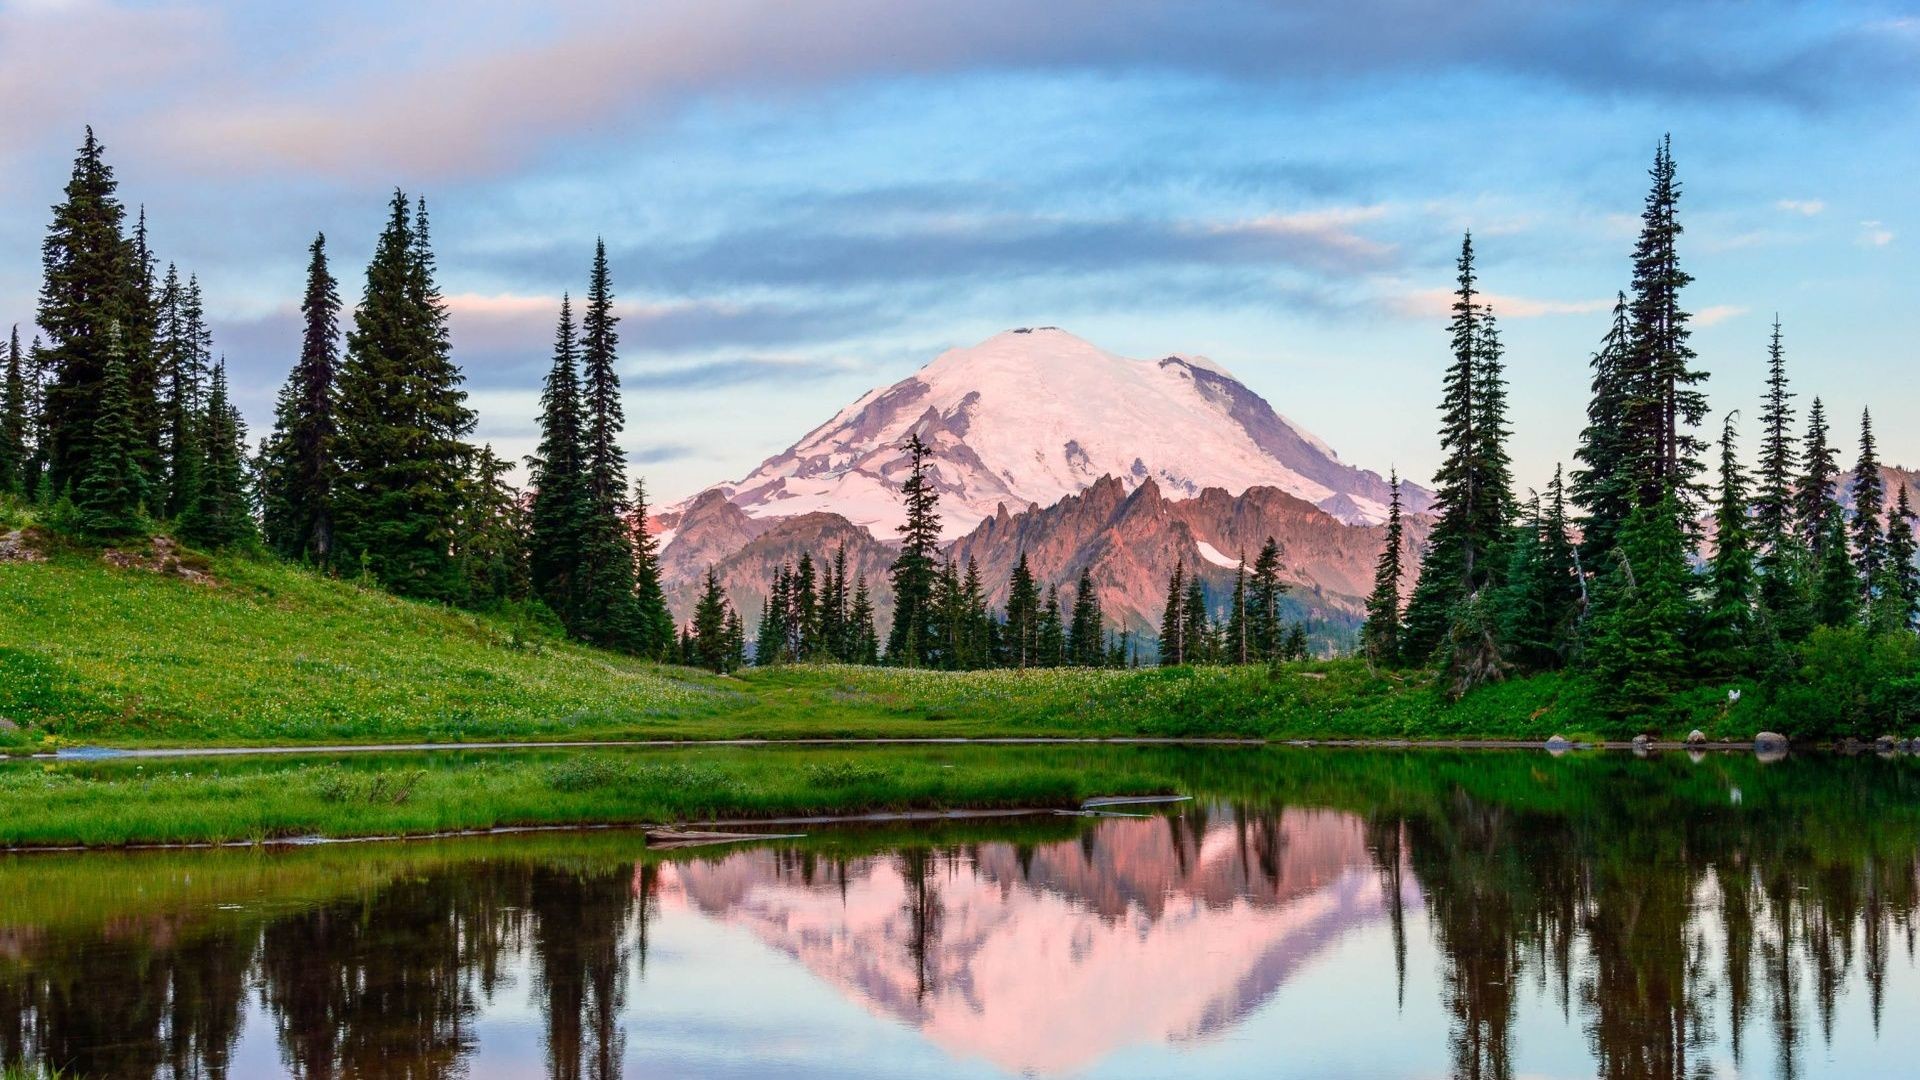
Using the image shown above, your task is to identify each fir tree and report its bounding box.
[38,127,140,496]
[454,444,527,604]
[528,296,591,627]
[690,567,739,673]
[261,233,341,562]
[0,327,25,495]
[1813,506,1860,628]
[1882,486,1918,631]
[1159,560,1188,665]
[1224,553,1250,665]
[572,239,643,652]
[73,332,147,537]
[631,478,676,657]
[332,191,476,602]
[1795,398,1840,555]
[1625,134,1708,513]
[1183,580,1212,664]
[1037,585,1066,668]
[1587,495,1696,721]
[164,273,213,520]
[1572,293,1636,562]
[1851,408,1887,596]
[756,563,791,665]
[1752,318,1797,553]
[791,553,820,661]
[1361,473,1406,665]
[1004,551,1040,668]
[819,544,850,662]
[1067,566,1105,667]
[1699,414,1756,671]
[886,433,940,666]
[848,573,880,664]
[1247,537,1288,660]
[179,359,253,549]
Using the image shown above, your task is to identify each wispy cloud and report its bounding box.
[1695,304,1748,327]
[1775,198,1826,215]
[1392,288,1611,320]
[625,355,869,392]
[1859,220,1895,247]
[628,441,702,465]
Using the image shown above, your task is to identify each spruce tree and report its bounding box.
[73,333,147,537]
[1067,565,1105,667]
[332,191,475,601]
[1005,552,1040,668]
[1851,408,1887,595]
[179,359,253,549]
[261,233,341,562]
[1361,473,1406,665]
[454,444,527,604]
[1752,318,1797,552]
[1699,414,1756,671]
[1795,398,1840,555]
[528,296,591,627]
[1814,506,1860,628]
[631,477,676,658]
[1882,486,1919,631]
[1037,585,1066,667]
[38,128,143,496]
[756,563,791,665]
[1572,293,1636,563]
[791,553,820,661]
[1247,537,1288,660]
[1224,553,1250,665]
[164,273,213,520]
[1496,470,1581,671]
[819,544,850,662]
[886,433,940,666]
[124,206,161,485]
[690,567,738,673]
[1159,560,1188,665]
[1625,135,1708,513]
[1587,495,1696,722]
[848,573,880,664]
[1183,580,1212,664]
[0,327,25,495]
[573,239,644,651]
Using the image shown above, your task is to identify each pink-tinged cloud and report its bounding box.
[0,1,213,155]
[1392,287,1611,320]
[1694,304,1747,326]
[1859,220,1894,247]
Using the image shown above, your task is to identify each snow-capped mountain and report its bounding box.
[664,327,1428,544]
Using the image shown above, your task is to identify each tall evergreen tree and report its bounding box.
[0,327,25,495]
[1497,469,1583,671]
[1587,495,1696,721]
[1882,486,1919,631]
[528,296,591,626]
[1067,566,1105,667]
[791,553,820,660]
[332,191,476,601]
[848,573,880,664]
[756,563,791,665]
[38,127,140,495]
[1699,414,1756,671]
[1247,536,1288,660]
[73,332,146,537]
[630,477,676,658]
[454,443,527,604]
[690,567,740,673]
[1004,551,1040,668]
[1159,560,1188,666]
[886,433,940,666]
[1813,505,1860,629]
[573,239,644,651]
[1571,293,1636,562]
[1624,134,1708,513]
[164,273,213,520]
[1795,398,1840,555]
[179,359,253,549]
[1183,580,1213,664]
[1037,584,1066,667]
[1361,473,1406,665]
[1224,553,1250,665]
[1851,408,1887,595]
[261,233,341,562]
[1752,318,1797,552]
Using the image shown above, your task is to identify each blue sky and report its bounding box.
[1,0,1915,503]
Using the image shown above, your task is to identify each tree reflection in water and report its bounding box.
[1,750,1918,1078]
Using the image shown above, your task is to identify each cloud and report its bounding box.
[1775,198,1826,215]
[1392,288,1611,320]
[625,355,869,392]
[1694,304,1748,327]
[1859,220,1894,247]
[628,441,702,465]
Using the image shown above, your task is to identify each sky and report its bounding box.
[2,0,1916,505]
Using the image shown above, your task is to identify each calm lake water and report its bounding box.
[4,746,1920,1079]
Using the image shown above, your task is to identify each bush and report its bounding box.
[1760,627,1920,740]
[309,765,425,805]
[802,760,888,786]
[545,757,632,792]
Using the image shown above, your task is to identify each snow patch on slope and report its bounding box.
[1195,541,1244,570]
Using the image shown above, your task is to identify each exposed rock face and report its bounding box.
[660,502,897,633]
[665,327,1430,542]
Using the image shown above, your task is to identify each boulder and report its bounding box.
[0,717,18,734]
[1686,729,1707,745]
[1545,735,1573,752]
[1631,734,1653,755]
[1754,731,1788,750]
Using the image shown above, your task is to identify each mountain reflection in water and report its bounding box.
[4,749,1920,1078]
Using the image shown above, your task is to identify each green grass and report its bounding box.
[0,745,1178,846]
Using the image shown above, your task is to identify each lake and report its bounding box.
[3,745,1919,1078]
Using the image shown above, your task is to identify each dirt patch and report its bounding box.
[101,536,218,585]
[0,528,47,564]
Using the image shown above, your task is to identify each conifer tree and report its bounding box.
[1004,552,1040,668]
[1699,415,1756,671]
[886,433,940,666]
[1624,135,1708,513]
[0,327,25,495]
[691,567,739,673]
[1882,486,1919,631]
[38,128,141,496]
[332,191,475,601]
[528,296,590,625]
[1851,408,1887,595]
[1361,473,1406,665]
[73,333,147,537]
[1587,495,1695,721]
[1183,580,1212,664]
[179,359,253,549]
[23,335,49,500]
[124,206,161,483]
[1572,293,1635,562]
[848,573,880,664]
[1796,398,1840,556]
[1067,566,1105,667]
[1224,553,1250,665]
[819,544,850,662]
[1247,537,1288,660]
[756,563,791,665]
[791,553,820,661]
[1813,506,1860,628]
[631,478,676,657]
[164,273,214,520]
[1471,307,1516,553]
[572,239,644,651]
[1037,585,1066,667]
[1752,318,1797,552]
[1159,560,1187,665]
[261,234,341,562]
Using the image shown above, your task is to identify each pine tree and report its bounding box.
[819,544,850,662]
[1247,537,1288,660]
[1159,560,1187,665]
[0,327,25,495]
[73,332,147,537]
[848,573,880,664]
[1037,585,1066,668]
[453,444,527,604]
[690,567,738,673]
[528,296,591,626]
[1587,495,1696,721]
[1572,293,1636,563]
[1814,506,1860,628]
[23,335,50,500]
[332,191,476,601]
[1183,580,1212,665]
[1699,414,1756,671]
[1224,553,1250,665]
[1795,398,1840,556]
[631,477,676,657]
[1625,134,1708,514]
[124,206,161,485]
[1851,408,1887,596]
[179,359,253,549]
[886,433,941,666]
[756,563,791,665]
[261,233,341,562]
[572,239,643,651]
[1471,307,1516,558]
[1360,473,1406,665]
[1882,486,1919,631]
[1752,318,1797,552]
[38,128,141,496]
[1004,551,1040,668]
[791,553,820,661]
[1067,565,1105,667]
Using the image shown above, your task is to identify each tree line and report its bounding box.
[1362,135,1920,725]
